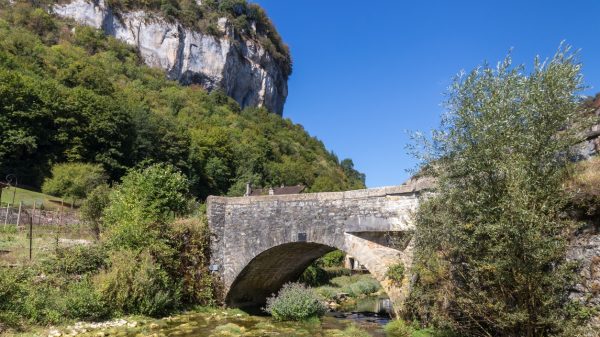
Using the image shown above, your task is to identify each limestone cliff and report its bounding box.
[53,0,288,115]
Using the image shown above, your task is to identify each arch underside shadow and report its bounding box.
[225,242,337,308]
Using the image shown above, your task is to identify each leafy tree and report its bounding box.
[102,163,189,250]
[42,162,107,202]
[407,47,595,336]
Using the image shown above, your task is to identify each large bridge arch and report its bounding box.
[207,180,431,314]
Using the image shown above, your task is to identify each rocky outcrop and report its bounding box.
[577,94,600,158]
[53,0,288,115]
[567,224,600,335]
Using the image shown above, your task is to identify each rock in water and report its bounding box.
[53,0,288,115]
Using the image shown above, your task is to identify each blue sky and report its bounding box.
[254,0,600,187]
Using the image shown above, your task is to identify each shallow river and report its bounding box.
[74,296,391,337]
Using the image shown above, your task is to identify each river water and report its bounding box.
[63,296,391,337]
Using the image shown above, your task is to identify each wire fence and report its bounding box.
[0,204,95,266]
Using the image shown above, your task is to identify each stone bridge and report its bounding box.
[207,179,432,314]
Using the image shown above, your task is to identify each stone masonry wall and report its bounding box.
[206,181,430,311]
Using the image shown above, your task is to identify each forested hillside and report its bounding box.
[0,1,365,198]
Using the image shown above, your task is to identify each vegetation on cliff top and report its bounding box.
[0,1,364,196]
[53,0,293,77]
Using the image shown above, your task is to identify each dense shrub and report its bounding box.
[314,274,381,300]
[386,263,405,286]
[317,250,345,268]
[299,264,329,287]
[94,249,180,317]
[102,164,190,250]
[168,217,215,306]
[80,183,112,238]
[264,283,327,321]
[343,279,380,298]
[315,286,338,300]
[385,320,413,337]
[41,163,107,201]
[330,274,381,297]
[45,245,107,275]
[0,266,108,329]
[63,277,108,321]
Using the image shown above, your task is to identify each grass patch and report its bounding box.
[314,273,382,300]
[0,187,70,210]
[566,156,600,217]
[0,224,95,266]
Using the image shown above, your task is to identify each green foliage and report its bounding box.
[102,164,189,249]
[264,282,327,321]
[168,217,216,306]
[342,279,380,298]
[63,277,109,321]
[41,162,107,200]
[0,266,109,329]
[385,320,413,337]
[317,250,345,268]
[0,168,214,327]
[314,274,381,300]
[386,263,405,286]
[0,2,363,195]
[408,47,596,336]
[45,245,107,276]
[94,249,180,317]
[337,324,372,337]
[99,164,215,312]
[385,320,458,337]
[299,265,329,287]
[80,183,112,238]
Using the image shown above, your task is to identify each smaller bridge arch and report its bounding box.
[207,181,430,314]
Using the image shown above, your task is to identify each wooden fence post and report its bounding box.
[31,201,36,229]
[30,202,35,260]
[4,203,10,227]
[16,201,22,228]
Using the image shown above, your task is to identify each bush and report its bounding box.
[45,245,107,276]
[102,163,190,250]
[94,249,180,317]
[315,286,338,300]
[264,282,327,321]
[343,279,380,297]
[317,250,345,268]
[167,217,215,306]
[63,277,109,321]
[41,162,107,201]
[328,274,381,297]
[386,263,405,286]
[299,264,328,287]
[385,320,413,337]
[80,183,111,238]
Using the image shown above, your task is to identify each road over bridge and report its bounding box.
[207,178,432,314]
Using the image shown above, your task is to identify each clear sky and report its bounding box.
[254,0,600,187]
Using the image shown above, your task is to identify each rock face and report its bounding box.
[53,0,288,115]
[567,224,600,335]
